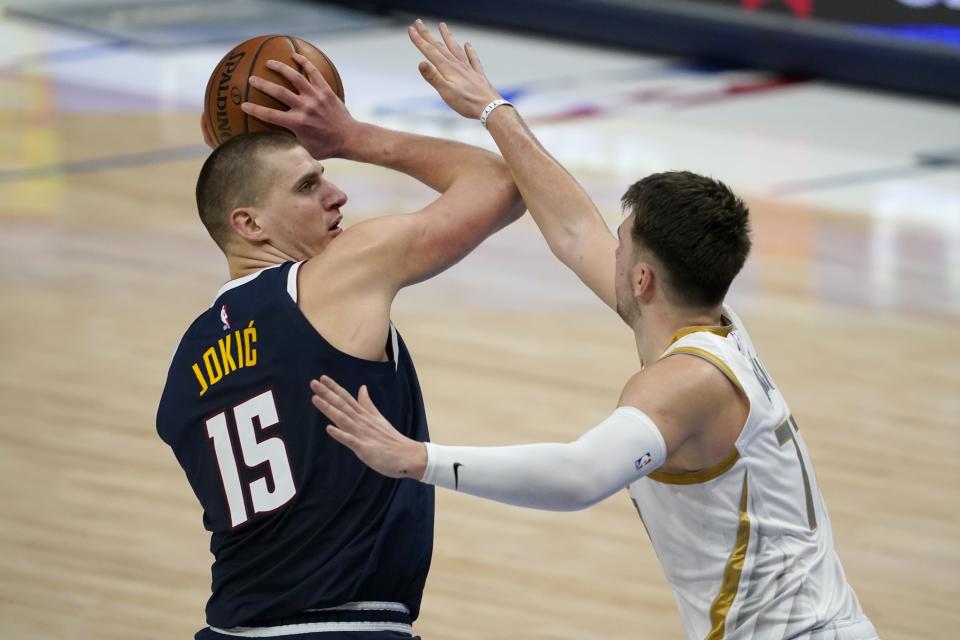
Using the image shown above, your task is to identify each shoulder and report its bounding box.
[621,355,731,412]
[618,354,742,444]
[292,225,398,361]
[299,216,414,291]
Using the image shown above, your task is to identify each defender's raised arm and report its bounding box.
[409,20,618,311]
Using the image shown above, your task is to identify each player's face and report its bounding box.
[615,216,641,325]
[260,146,348,260]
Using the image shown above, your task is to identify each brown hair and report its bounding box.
[195,131,299,250]
[622,171,751,307]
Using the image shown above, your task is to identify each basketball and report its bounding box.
[204,35,345,146]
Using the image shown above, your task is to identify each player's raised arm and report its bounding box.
[242,52,524,290]
[409,20,618,311]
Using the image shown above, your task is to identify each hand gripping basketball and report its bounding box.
[408,20,503,121]
[241,52,357,160]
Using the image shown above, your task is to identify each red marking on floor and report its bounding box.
[672,76,807,108]
[741,0,813,18]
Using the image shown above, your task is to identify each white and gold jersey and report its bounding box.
[628,307,874,640]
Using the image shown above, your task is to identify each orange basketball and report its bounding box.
[204,35,345,146]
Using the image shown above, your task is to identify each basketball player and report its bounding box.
[310,21,878,640]
[156,49,523,639]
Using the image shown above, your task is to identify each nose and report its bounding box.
[323,182,348,210]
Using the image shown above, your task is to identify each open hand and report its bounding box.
[310,376,427,480]
[241,52,357,160]
[409,20,502,120]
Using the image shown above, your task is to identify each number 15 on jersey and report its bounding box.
[205,390,297,527]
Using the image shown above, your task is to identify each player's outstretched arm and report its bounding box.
[241,52,524,290]
[310,366,711,511]
[409,20,618,311]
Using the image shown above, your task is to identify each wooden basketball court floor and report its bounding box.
[1,8,959,640]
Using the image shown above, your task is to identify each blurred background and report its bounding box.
[1,1,958,638]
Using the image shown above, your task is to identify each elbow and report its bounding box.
[551,490,603,512]
[489,190,525,234]
[557,495,600,512]
[491,163,524,220]
[547,232,585,270]
[566,484,609,511]
[551,467,611,512]
[506,192,526,223]
[491,172,525,227]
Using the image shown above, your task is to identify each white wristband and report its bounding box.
[480,98,513,128]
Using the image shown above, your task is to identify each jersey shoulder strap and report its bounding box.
[659,317,745,394]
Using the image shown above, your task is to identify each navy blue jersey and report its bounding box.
[157,262,434,629]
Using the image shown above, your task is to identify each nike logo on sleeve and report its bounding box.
[453,462,462,490]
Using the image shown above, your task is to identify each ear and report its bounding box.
[632,262,655,302]
[228,208,265,242]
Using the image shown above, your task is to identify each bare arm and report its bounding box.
[342,119,496,194]
[336,122,525,287]
[409,21,618,310]
[242,52,524,291]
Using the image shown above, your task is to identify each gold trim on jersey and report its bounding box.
[648,447,740,484]
[706,470,751,640]
[668,320,734,348]
[661,346,744,393]
[652,341,744,485]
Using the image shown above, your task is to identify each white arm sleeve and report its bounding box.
[421,407,667,511]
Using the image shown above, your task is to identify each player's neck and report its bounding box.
[225,244,301,280]
[634,304,724,368]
